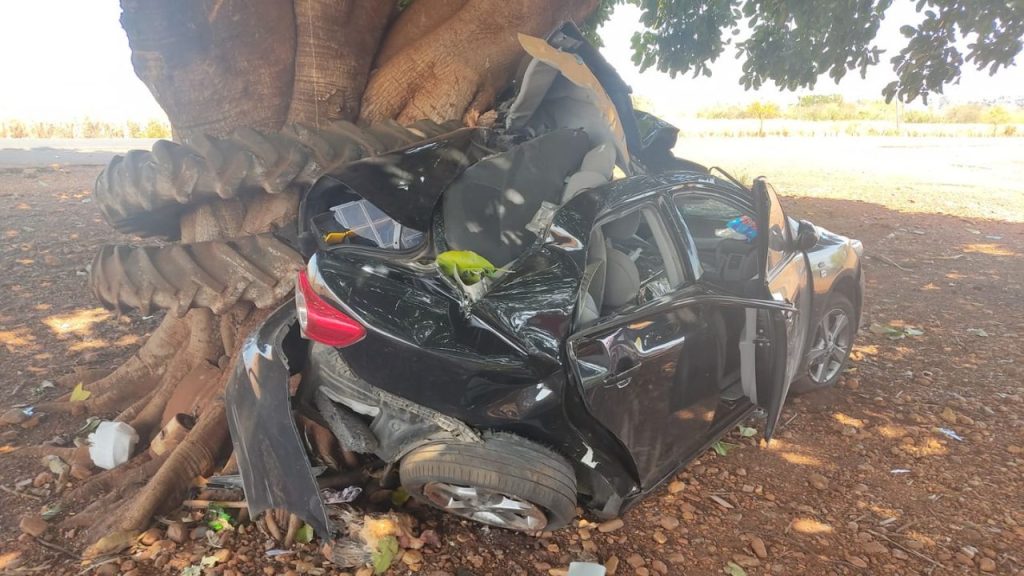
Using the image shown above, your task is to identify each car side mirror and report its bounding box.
[795,220,819,251]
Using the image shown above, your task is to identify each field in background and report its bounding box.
[0,118,170,139]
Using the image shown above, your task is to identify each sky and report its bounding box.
[1,1,1022,122]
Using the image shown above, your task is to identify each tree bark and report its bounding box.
[360,0,599,124]
[121,0,298,139]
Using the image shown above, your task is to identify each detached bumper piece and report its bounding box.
[224,303,331,538]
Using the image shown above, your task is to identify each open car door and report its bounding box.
[751,178,814,440]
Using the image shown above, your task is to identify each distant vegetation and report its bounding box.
[698,95,1023,136]
[0,118,171,139]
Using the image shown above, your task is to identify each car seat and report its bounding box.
[601,211,641,313]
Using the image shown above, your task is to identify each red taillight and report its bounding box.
[295,270,365,347]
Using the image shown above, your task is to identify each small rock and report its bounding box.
[666,553,686,564]
[604,555,620,575]
[659,516,679,530]
[750,537,768,559]
[979,557,996,572]
[892,549,909,560]
[19,515,47,537]
[651,560,668,574]
[732,554,760,568]
[166,522,187,544]
[32,471,53,487]
[653,531,667,544]
[626,553,645,568]
[635,569,650,576]
[667,480,685,494]
[189,525,208,540]
[862,541,888,555]
[548,569,568,576]
[845,555,868,569]
[402,549,423,566]
[70,464,93,480]
[95,564,117,576]
[598,518,624,533]
[210,548,232,564]
[940,407,958,424]
[355,567,373,576]
[139,527,162,546]
[0,408,29,425]
[808,473,829,490]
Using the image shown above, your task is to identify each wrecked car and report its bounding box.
[226,25,865,539]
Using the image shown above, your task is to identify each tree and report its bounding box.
[983,105,1011,135]
[744,100,781,135]
[9,0,1023,558]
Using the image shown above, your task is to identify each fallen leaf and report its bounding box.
[69,383,91,402]
[724,561,748,576]
[295,523,314,544]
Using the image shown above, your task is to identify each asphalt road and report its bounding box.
[0,138,158,167]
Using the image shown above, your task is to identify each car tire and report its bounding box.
[400,432,577,533]
[791,293,856,394]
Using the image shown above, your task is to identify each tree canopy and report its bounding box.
[585,0,1024,103]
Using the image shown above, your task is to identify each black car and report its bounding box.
[226,26,864,539]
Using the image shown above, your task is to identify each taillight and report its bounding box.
[295,270,365,347]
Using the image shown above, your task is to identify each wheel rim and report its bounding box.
[807,307,852,384]
[421,482,548,531]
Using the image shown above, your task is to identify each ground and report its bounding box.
[1,137,1022,575]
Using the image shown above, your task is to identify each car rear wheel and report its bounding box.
[399,433,576,533]
[792,294,856,394]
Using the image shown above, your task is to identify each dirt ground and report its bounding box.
[1,138,1022,575]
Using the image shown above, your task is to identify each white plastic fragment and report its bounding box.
[568,562,607,576]
[88,421,139,470]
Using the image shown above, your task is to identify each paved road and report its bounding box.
[0,138,158,167]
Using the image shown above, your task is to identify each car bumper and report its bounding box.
[224,303,332,538]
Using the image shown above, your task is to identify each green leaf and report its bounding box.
[295,523,314,544]
[391,486,411,507]
[206,504,233,532]
[180,566,202,576]
[41,503,61,520]
[371,535,399,574]
[737,425,757,438]
[724,561,748,576]
[712,441,737,456]
[436,250,497,286]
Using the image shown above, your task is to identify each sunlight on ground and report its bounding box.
[0,550,25,570]
[833,412,866,429]
[42,307,111,337]
[69,339,109,352]
[777,452,825,467]
[790,518,833,535]
[0,328,37,352]
[962,243,1017,257]
[873,424,910,439]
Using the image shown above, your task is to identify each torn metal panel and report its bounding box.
[224,304,331,538]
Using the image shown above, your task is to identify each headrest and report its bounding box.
[561,171,607,203]
[580,144,615,179]
[603,211,640,240]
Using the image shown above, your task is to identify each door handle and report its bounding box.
[606,362,641,388]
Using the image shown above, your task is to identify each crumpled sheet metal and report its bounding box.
[225,303,332,538]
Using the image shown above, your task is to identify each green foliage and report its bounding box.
[586,0,1024,103]
[371,536,399,574]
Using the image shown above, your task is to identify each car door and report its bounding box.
[567,201,792,488]
[752,178,814,439]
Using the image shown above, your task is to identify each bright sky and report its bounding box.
[1,1,1021,122]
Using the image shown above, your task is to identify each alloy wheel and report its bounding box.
[422,482,548,531]
[806,307,852,385]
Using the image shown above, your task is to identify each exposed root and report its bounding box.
[0,445,78,460]
[60,453,167,525]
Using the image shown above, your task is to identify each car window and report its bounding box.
[674,196,746,240]
[595,207,685,317]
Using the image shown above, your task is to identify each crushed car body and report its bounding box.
[226,23,865,539]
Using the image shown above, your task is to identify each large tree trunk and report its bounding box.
[15,0,599,557]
